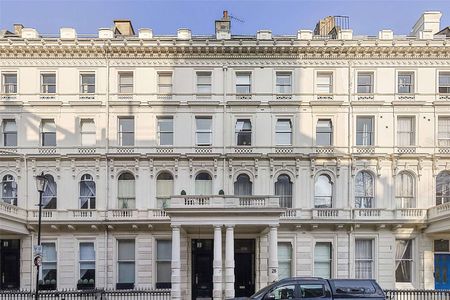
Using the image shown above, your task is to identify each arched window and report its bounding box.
[315,174,333,208]
[275,174,293,208]
[195,173,212,195]
[118,172,135,209]
[436,171,450,206]
[355,171,374,208]
[43,174,57,209]
[234,174,252,196]
[1,174,17,206]
[157,172,174,208]
[80,174,96,209]
[396,172,415,208]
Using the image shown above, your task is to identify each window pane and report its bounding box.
[196,118,212,130]
[118,240,135,260]
[197,85,211,94]
[160,133,173,146]
[42,74,56,84]
[119,74,133,85]
[81,119,95,132]
[158,74,172,85]
[197,73,211,84]
[236,74,250,85]
[118,262,135,283]
[3,74,17,84]
[42,133,56,146]
[80,243,95,260]
[158,118,173,131]
[276,74,291,85]
[81,74,95,85]
[157,240,172,260]
[317,74,331,85]
[236,85,251,94]
[395,240,412,282]
[278,242,292,280]
[358,74,372,86]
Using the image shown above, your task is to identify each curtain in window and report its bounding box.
[314,175,332,208]
[157,173,173,208]
[118,173,135,209]
[42,243,57,284]
[156,240,172,287]
[118,240,135,283]
[355,240,373,279]
[395,240,412,283]
[79,243,95,282]
[278,243,292,280]
[355,171,374,208]
[1,174,17,205]
[397,117,414,146]
[436,171,450,205]
[275,174,293,208]
[396,172,414,208]
[314,242,332,279]
[80,175,96,209]
[195,173,212,195]
[438,117,450,147]
[234,174,252,196]
[43,175,57,209]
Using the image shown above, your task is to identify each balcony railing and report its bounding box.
[428,202,450,221]
[170,195,280,209]
[0,201,27,220]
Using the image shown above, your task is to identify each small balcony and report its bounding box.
[0,201,27,220]
[170,195,280,209]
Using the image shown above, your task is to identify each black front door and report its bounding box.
[192,239,213,300]
[0,239,20,290]
[234,239,255,297]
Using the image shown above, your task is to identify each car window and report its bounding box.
[271,284,297,299]
[299,284,325,298]
[330,280,376,294]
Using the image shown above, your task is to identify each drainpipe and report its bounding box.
[104,42,111,289]
[347,60,353,278]
[223,65,228,193]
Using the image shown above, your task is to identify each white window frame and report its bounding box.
[195,116,213,146]
[78,241,96,286]
[316,118,333,146]
[438,116,450,147]
[235,117,253,146]
[235,72,252,95]
[354,237,376,280]
[396,116,416,147]
[116,238,136,285]
[40,72,57,94]
[196,71,212,95]
[1,72,18,94]
[118,72,134,94]
[275,118,293,146]
[118,117,134,147]
[356,72,374,94]
[79,72,96,94]
[313,240,334,279]
[355,116,374,146]
[316,71,333,94]
[275,71,292,95]
[157,116,174,146]
[40,241,58,289]
[397,71,415,94]
[277,241,294,279]
[155,239,172,289]
[438,72,450,94]
[40,119,56,147]
[80,118,96,146]
[395,239,414,284]
[157,72,173,95]
[2,118,17,147]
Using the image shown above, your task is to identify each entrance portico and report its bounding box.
[166,195,283,300]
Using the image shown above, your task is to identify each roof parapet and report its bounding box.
[378,29,393,40]
[297,30,313,40]
[257,30,272,40]
[98,28,114,39]
[337,29,352,40]
[177,28,191,40]
[138,28,153,39]
[21,28,39,39]
[60,27,77,39]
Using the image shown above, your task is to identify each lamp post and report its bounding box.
[35,172,47,300]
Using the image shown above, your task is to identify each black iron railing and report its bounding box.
[385,289,450,299]
[0,288,171,299]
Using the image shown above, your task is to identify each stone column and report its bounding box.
[213,225,223,299]
[225,225,235,299]
[171,225,181,300]
[268,225,279,283]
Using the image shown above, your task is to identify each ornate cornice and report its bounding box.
[0,43,449,60]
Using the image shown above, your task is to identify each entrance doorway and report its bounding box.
[0,239,20,290]
[435,254,450,289]
[234,239,255,297]
[192,239,213,300]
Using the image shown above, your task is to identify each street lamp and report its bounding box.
[35,172,47,300]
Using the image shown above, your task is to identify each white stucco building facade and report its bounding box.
[1,11,450,299]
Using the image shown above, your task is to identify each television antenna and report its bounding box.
[230,15,245,23]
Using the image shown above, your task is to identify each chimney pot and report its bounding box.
[223,10,228,19]
[14,24,24,36]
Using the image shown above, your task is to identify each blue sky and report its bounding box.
[0,0,449,36]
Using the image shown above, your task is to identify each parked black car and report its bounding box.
[228,277,386,300]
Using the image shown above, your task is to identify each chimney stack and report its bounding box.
[411,11,442,38]
[113,19,135,36]
[215,10,231,40]
[14,24,23,36]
